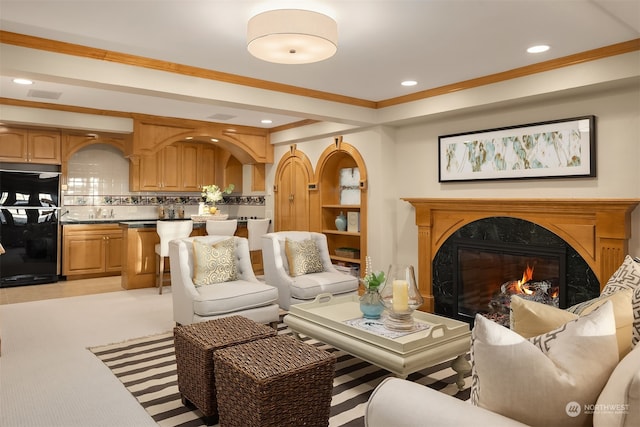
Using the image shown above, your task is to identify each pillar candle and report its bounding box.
[392,280,409,312]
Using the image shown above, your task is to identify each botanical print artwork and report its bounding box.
[439,117,594,182]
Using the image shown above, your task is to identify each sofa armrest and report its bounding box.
[365,378,527,427]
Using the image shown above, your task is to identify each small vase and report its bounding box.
[359,288,384,319]
[335,211,347,231]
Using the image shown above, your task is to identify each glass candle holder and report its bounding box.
[379,264,423,331]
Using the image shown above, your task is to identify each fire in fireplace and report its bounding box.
[453,238,566,326]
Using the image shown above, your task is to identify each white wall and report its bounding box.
[276,78,640,282]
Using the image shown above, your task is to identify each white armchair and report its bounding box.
[261,231,359,310]
[169,235,279,326]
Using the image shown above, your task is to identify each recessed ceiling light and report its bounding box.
[261,119,273,124]
[401,80,417,87]
[13,78,33,85]
[527,45,550,54]
[210,138,219,142]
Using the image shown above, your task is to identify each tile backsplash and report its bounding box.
[63,144,266,221]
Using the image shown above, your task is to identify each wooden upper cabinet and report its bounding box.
[0,128,61,164]
[132,141,223,192]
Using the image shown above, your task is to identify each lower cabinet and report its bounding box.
[62,224,122,278]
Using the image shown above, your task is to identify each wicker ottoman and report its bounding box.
[213,335,336,427]
[173,316,277,425]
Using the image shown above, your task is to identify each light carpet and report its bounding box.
[90,321,471,427]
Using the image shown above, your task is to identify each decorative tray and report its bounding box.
[190,213,229,222]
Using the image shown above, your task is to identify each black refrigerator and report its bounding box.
[0,163,61,287]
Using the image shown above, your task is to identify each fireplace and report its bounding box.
[451,235,566,325]
[403,198,640,317]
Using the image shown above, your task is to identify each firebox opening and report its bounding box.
[452,239,566,325]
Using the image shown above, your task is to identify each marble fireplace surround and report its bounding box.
[403,198,640,312]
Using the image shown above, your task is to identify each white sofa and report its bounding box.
[261,231,359,310]
[169,235,279,326]
[365,343,640,427]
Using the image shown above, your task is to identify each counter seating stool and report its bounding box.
[168,235,279,326]
[173,316,277,426]
[205,219,237,236]
[261,231,359,310]
[213,335,336,427]
[247,218,270,275]
[155,220,193,295]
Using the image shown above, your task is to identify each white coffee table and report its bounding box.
[284,293,471,389]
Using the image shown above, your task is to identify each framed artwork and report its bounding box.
[438,116,596,182]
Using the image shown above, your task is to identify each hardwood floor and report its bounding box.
[0,276,124,305]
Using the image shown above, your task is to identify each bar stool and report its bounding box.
[206,219,237,236]
[247,219,270,275]
[155,220,193,294]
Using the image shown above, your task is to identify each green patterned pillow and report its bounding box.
[285,238,324,277]
[192,238,238,287]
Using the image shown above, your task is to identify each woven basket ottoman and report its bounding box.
[173,316,277,425]
[213,335,336,427]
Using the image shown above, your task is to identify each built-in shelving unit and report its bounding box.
[314,137,367,275]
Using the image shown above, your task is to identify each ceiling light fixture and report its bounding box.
[261,119,273,124]
[401,80,417,87]
[247,9,337,64]
[13,78,33,85]
[527,45,550,54]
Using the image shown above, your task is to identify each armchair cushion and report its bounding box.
[285,238,324,276]
[192,238,238,286]
[471,301,619,427]
[290,271,360,301]
[193,281,278,317]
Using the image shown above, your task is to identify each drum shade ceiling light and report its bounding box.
[247,9,337,64]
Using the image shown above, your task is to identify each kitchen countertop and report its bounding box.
[61,218,263,227]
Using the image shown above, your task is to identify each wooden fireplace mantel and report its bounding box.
[403,198,640,312]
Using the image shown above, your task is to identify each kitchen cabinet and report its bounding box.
[132,142,218,192]
[0,128,61,164]
[62,224,122,278]
[274,147,313,231]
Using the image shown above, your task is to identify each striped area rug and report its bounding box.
[89,322,470,427]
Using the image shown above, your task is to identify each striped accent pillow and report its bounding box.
[600,255,640,347]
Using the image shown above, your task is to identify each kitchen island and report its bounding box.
[62,219,252,289]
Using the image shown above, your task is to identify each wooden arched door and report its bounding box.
[273,145,314,231]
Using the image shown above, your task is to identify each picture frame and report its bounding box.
[438,116,596,182]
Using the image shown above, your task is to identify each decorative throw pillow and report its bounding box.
[471,301,619,427]
[600,255,640,347]
[192,238,237,287]
[511,290,633,359]
[285,238,324,277]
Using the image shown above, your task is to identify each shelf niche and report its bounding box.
[312,137,368,274]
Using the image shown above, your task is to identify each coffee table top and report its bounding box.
[286,293,470,355]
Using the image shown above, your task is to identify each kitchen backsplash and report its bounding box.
[63,143,267,221]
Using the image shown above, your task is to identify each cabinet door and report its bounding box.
[181,143,200,191]
[200,144,216,187]
[160,144,181,190]
[0,129,29,162]
[138,153,162,191]
[104,233,123,272]
[276,157,309,231]
[28,130,61,164]
[63,233,107,275]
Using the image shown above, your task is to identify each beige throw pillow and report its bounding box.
[600,255,640,347]
[471,301,619,427]
[285,238,324,277]
[511,290,633,359]
[192,238,238,287]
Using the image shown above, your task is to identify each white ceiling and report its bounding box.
[0,0,639,129]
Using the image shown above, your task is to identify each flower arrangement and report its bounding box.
[201,183,235,204]
[361,256,385,291]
